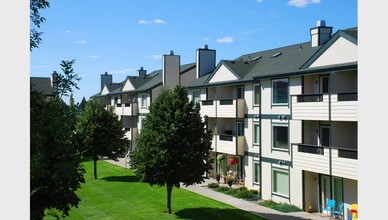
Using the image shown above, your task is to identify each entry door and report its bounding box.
[319,126,330,147]
[320,76,329,94]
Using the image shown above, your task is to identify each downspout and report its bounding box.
[329,71,335,200]
[259,81,263,199]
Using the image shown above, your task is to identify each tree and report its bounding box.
[30,0,50,51]
[54,59,81,98]
[78,97,87,113]
[130,85,213,214]
[76,98,130,179]
[30,93,85,220]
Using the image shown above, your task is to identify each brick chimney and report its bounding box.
[310,20,333,47]
[162,50,180,88]
[196,44,216,79]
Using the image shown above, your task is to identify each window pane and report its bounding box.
[141,94,147,107]
[193,90,200,104]
[273,169,289,196]
[254,163,260,183]
[273,126,288,150]
[273,79,289,104]
[237,122,244,136]
[254,124,260,145]
[254,84,260,105]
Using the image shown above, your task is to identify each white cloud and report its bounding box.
[216,36,235,43]
[138,19,166,25]
[255,0,264,3]
[88,55,99,59]
[76,40,86,44]
[203,37,210,41]
[148,54,163,60]
[65,30,71,34]
[288,0,320,7]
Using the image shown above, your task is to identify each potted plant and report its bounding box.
[305,202,313,213]
[227,177,234,188]
[215,173,221,183]
[228,156,239,166]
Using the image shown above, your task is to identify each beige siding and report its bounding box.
[209,65,238,83]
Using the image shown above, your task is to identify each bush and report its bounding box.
[239,186,248,191]
[208,182,219,188]
[235,189,257,199]
[249,189,259,195]
[258,200,302,213]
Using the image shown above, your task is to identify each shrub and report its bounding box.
[258,200,302,213]
[239,186,248,191]
[249,189,259,195]
[208,182,219,188]
[235,189,257,199]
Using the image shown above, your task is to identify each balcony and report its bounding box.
[292,144,358,180]
[124,127,138,141]
[115,103,138,116]
[213,134,244,156]
[200,99,245,118]
[291,92,358,121]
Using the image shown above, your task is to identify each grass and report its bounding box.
[44,160,265,220]
[258,199,302,213]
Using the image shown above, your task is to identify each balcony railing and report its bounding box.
[297,144,324,155]
[338,148,358,159]
[337,92,357,101]
[297,94,323,103]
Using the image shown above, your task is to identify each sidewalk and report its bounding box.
[104,158,333,220]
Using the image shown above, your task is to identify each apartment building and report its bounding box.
[92,47,216,155]
[92,20,357,219]
[187,20,357,219]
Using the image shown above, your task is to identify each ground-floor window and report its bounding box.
[272,168,289,198]
[253,161,260,185]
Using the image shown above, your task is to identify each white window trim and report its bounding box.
[141,93,148,109]
[253,160,260,185]
[271,78,289,106]
[253,123,260,146]
[271,122,289,152]
[272,167,290,198]
[253,83,261,107]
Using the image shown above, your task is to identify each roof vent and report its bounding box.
[270,52,282,58]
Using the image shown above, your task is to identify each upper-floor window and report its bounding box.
[272,79,289,105]
[192,90,201,106]
[253,84,260,106]
[272,123,289,151]
[237,86,244,99]
[141,93,147,108]
[253,123,260,146]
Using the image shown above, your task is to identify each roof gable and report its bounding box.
[207,63,240,84]
[303,28,358,68]
[101,85,110,95]
[122,78,135,91]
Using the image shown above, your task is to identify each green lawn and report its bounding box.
[44,160,265,220]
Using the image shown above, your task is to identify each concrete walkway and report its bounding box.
[104,158,334,220]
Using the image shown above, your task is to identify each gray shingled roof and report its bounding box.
[188,27,358,88]
[30,77,55,96]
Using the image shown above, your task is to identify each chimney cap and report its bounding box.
[317,20,326,27]
[170,50,174,55]
[203,44,208,49]
[140,66,144,70]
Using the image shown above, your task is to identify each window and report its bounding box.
[272,168,289,197]
[272,124,289,150]
[192,90,201,105]
[253,84,260,106]
[253,124,260,146]
[114,96,119,104]
[272,79,289,104]
[320,76,329,94]
[320,126,331,146]
[237,87,244,99]
[237,122,244,136]
[253,161,260,184]
[141,93,147,108]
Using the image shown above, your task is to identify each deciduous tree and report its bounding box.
[130,85,213,214]
[76,98,130,179]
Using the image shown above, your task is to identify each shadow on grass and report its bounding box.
[174,207,268,220]
[100,175,140,182]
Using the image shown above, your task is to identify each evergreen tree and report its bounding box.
[130,85,213,214]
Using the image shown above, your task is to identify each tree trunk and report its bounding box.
[93,158,98,179]
[166,183,173,214]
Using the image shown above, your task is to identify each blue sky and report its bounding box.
[30,0,358,104]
